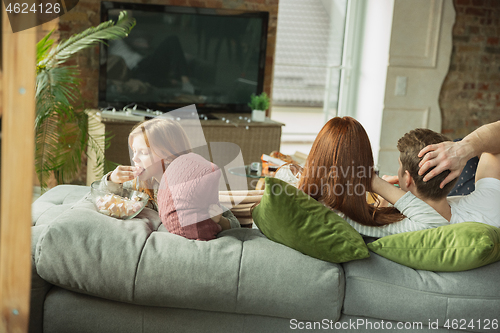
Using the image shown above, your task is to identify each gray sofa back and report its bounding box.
[33,185,345,322]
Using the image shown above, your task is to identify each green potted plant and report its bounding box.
[248,92,270,122]
[35,11,135,191]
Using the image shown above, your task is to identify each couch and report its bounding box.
[30,185,500,333]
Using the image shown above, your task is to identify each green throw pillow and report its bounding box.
[368,222,500,272]
[252,177,369,263]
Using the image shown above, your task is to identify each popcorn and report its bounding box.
[95,193,144,218]
[131,193,142,201]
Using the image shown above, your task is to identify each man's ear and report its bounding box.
[404,170,414,188]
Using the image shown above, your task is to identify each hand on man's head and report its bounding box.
[417,141,466,188]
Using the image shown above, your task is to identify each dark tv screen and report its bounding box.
[99,1,268,113]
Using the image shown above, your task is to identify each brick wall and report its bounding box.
[439,0,500,139]
[57,0,279,111]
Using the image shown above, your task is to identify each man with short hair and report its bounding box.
[375,121,500,229]
[397,129,458,201]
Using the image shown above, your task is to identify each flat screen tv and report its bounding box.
[99,1,269,114]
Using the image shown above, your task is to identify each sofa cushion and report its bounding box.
[35,197,161,304]
[252,177,369,263]
[367,222,500,271]
[34,185,345,322]
[342,250,500,332]
[32,185,92,226]
[43,287,297,333]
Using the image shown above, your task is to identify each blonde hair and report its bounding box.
[129,118,192,204]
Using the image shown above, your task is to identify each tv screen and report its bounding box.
[99,1,269,114]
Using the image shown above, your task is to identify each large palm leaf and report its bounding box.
[35,11,135,190]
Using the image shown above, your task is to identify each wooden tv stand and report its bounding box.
[86,110,284,185]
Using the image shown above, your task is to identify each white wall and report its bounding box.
[351,0,454,175]
[350,0,395,167]
[378,0,455,176]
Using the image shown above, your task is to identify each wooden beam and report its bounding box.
[0,4,37,333]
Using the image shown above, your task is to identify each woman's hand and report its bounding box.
[371,173,406,206]
[109,165,139,184]
[381,174,399,186]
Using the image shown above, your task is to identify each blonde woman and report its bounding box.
[100,118,240,231]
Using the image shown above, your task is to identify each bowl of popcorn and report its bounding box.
[90,181,149,219]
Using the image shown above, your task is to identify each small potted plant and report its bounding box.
[248,92,270,122]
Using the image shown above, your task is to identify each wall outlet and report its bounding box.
[395,76,408,96]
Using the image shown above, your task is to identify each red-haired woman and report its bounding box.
[275,116,449,237]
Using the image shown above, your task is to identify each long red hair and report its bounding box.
[298,117,403,226]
